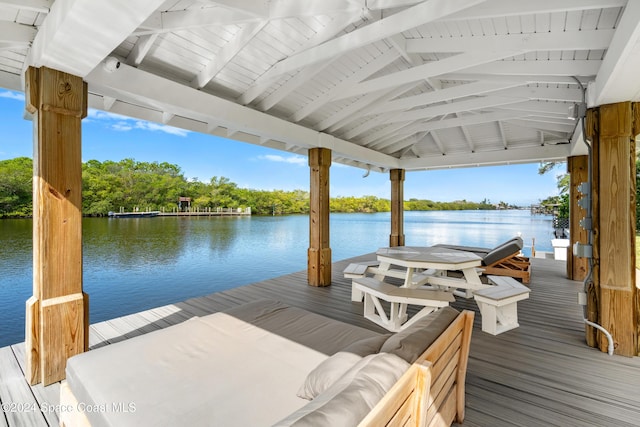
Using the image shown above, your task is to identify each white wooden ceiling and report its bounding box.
[1,0,640,173]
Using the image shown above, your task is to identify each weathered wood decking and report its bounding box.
[1,256,639,426]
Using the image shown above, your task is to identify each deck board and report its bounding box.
[1,256,639,426]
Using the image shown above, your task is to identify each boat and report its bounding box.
[108,211,160,218]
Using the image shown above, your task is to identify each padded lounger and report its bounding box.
[434,236,531,283]
[64,300,379,427]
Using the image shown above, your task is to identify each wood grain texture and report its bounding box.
[24,297,39,385]
[40,295,85,385]
[26,66,88,385]
[595,102,637,356]
[390,169,405,247]
[567,155,589,281]
[308,148,332,286]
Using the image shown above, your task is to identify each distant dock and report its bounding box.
[109,207,251,218]
[159,207,251,217]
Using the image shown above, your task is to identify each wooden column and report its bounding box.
[586,102,639,356]
[390,169,405,247]
[567,156,589,281]
[25,66,88,385]
[308,148,331,287]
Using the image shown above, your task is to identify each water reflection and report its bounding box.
[0,211,554,347]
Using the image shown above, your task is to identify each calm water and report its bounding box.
[0,210,553,347]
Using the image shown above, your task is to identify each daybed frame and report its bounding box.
[361,310,474,427]
[60,309,474,427]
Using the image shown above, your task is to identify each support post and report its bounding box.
[567,155,589,280]
[587,102,638,356]
[25,66,88,385]
[308,148,331,287]
[390,169,405,247]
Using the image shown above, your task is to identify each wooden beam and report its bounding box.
[85,61,400,170]
[592,0,640,105]
[370,81,526,115]
[567,156,589,281]
[406,29,614,53]
[379,96,523,124]
[191,22,266,90]
[592,102,638,356]
[27,0,165,77]
[246,0,485,90]
[438,0,627,22]
[335,50,521,101]
[308,148,331,286]
[25,66,88,385]
[461,60,602,77]
[390,169,405,247]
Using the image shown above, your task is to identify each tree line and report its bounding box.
[1,157,499,218]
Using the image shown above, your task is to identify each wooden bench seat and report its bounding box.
[345,261,438,301]
[473,275,530,335]
[353,277,455,332]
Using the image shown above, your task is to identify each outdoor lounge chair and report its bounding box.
[434,237,531,283]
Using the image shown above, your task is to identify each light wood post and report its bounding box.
[587,102,638,356]
[308,148,331,287]
[390,169,405,247]
[25,66,88,385]
[567,156,589,281]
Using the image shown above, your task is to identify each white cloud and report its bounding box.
[134,121,189,137]
[260,154,307,165]
[86,108,189,137]
[111,122,133,132]
[87,109,128,121]
[0,91,25,101]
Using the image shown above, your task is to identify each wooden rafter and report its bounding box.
[242,0,485,93]
[406,29,614,53]
[27,0,165,77]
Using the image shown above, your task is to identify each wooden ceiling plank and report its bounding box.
[256,56,334,112]
[380,95,524,124]
[125,34,158,67]
[462,59,601,76]
[0,22,37,44]
[505,118,574,133]
[334,50,522,101]
[401,143,570,170]
[27,0,165,77]
[203,0,365,19]
[370,80,525,114]
[439,0,627,22]
[326,83,417,134]
[0,0,52,14]
[406,29,614,53]
[135,7,260,35]
[193,22,267,89]
[399,110,529,135]
[246,0,486,91]
[290,47,400,122]
[238,13,361,105]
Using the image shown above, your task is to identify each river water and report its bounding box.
[0,210,553,347]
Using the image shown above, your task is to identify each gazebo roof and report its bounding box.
[1,0,639,172]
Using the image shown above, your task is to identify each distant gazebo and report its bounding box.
[178,197,191,211]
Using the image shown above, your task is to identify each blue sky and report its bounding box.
[0,90,562,205]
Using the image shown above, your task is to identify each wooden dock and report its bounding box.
[1,257,639,426]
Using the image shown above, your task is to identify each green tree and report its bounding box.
[0,157,33,217]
